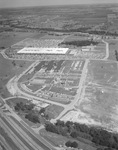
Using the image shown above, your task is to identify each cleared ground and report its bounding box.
[61,60,118,132]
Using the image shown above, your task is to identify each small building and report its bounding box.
[81,45,95,52]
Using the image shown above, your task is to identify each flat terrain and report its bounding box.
[0,32,36,48]
[0,54,32,98]
[62,60,118,132]
[6,97,29,107]
[1,4,118,150]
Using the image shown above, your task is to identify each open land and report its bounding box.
[1,3,118,150]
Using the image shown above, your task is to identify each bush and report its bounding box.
[70,131,78,138]
[65,141,72,147]
[65,141,78,148]
[71,141,78,148]
[60,40,98,47]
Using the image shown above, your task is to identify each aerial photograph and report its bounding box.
[0,0,118,149]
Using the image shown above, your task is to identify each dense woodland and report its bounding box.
[59,40,99,47]
[15,102,48,123]
[45,120,118,150]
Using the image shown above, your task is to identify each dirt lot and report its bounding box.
[61,60,118,132]
[79,87,118,131]
[86,60,118,88]
[78,60,118,131]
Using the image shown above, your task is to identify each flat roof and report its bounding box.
[17,47,69,54]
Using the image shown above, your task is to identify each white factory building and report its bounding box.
[17,47,69,54]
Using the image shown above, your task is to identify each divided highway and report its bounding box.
[0,107,55,150]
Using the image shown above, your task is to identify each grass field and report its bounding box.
[0,54,33,98]
[44,105,64,119]
[0,32,36,48]
[6,97,30,107]
[87,60,118,88]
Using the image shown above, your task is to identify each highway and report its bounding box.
[0,105,56,150]
[0,118,30,150]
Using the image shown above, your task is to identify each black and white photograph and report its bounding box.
[0,0,118,150]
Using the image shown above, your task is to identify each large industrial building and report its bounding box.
[17,47,69,54]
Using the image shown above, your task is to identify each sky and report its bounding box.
[0,0,118,8]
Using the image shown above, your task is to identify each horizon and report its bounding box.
[0,0,118,9]
[0,2,118,10]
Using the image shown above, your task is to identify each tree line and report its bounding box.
[11,24,118,37]
[45,120,118,149]
[59,40,99,47]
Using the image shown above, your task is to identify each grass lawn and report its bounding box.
[45,105,64,119]
[6,97,29,107]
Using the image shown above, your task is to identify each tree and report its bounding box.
[39,108,45,114]
[65,141,72,147]
[55,120,65,127]
[45,123,59,134]
[12,60,16,66]
[70,131,78,138]
[25,112,40,123]
[65,141,78,148]
[71,141,78,148]
[104,148,114,150]
[96,148,104,150]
